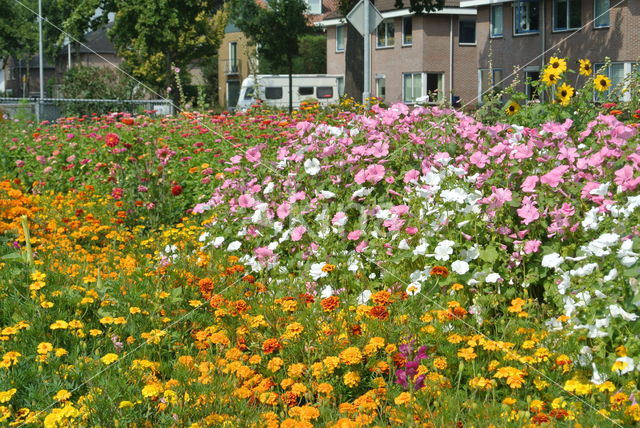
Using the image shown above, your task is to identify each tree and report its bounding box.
[229,0,311,114]
[0,0,37,64]
[338,0,444,102]
[64,0,227,96]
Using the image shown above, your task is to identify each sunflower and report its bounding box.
[578,59,592,76]
[547,56,567,74]
[594,74,612,92]
[556,83,575,106]
[541,69,560,86]
[505,100,521,115]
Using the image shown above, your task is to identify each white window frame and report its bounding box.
[524,66,541,100]
[425,73,444,104]
[490,5,503,38]
[514,0,540,35]
[402,16,413,46]
[594,0,610,28]
[553,0,581,31]
[229,42,238,73]
[376,74,386,99]
[336,25,345,52]
[337,76,345,97]
[403,72,423,104]
[377,19,395,48]
[306,0,322,15]
[458,17,476,45]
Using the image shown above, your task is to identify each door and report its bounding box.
[227,80,240,108]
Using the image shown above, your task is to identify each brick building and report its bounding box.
[459,0,640,102]
[320,0,478,106]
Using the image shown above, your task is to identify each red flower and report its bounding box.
[105,133,120,147]
[171,184,183,196]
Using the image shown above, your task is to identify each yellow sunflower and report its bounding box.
[541,69,560,86]
[578,59,592,76]
[547,56,567,74]
[505,100,520,115]
[556,83,575,106]
[594,74,611,92]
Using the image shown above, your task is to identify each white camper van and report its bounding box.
[236,74,343,111]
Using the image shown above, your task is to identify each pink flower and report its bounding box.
[540,165,569,188]
[389,205,410,216]
[403,169,420,183]
[470,151,490,168]
[347,230,363,241]
[277,202,291,219]
[517,197,540,225]
[366,164,386,184]
[291,226,307,242]
[405,227,418,235]
[521,175,539,193]
[245,146,262,163]
[332,211,347,226]
[523,240,541,254]
[614,165,640,191]
[355,240,369,253]
[238,194,256,208]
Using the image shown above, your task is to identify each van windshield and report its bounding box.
[243,87,254,100]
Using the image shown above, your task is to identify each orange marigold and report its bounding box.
[430,266,449,278]
[370,290,391,306]
[262,339,282,355]
[321,296,340,312]
[369,305,389,320]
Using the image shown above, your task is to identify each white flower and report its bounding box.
[304,158,321,175]
[451,260,469,275]
[603,268,618,282]
[613,356,635,375]
[609,304,639,321]
[589,182,610,196]
[460,245,480,262]
[581,207,601,230]
[582,233,620,257]
[440,188,468,204]
[320,285,334,298]
[213,236,225,248]
[319,190,335,198]
[310,263,328,280]
[406,282,422,296]
[357,290,371,304]
[591,363,607,385]
[413,242,429,256]
[352,187,373,198]
[569,263,598,277]
[617,239,638,267]
[541,253,564,269]
[485,273,501,283]
[198,232,210,242]
[263,182,274,194]
[398,239,410,250]
[434,240,455,261]
[226,241,241,251]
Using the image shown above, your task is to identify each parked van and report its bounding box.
[236,74,343,111]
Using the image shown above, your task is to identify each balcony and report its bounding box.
[224,59,240,75]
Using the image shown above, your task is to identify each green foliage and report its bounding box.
[338,0,445,15]
[0,0,37,61]
[59,65,140,115]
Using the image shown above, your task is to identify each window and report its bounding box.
[337,77,344,97]
[336,25,345,52]
[244,87,255,100]
[403,72,422,103]
[459,18,476,44]
[490,5,503,37]
[514,0,540,34]
[376,75,386,99]
[316,87,334,98]
[229,42,238,73]
[593,62,632,100]
[554,0,581,30]
[594,0,610,27]
[299,87,314,96]
[426,73,444,103]
[265,87,283,99]
[524,69,541,100]
[479,68,503,102]
[377,19,394,48]
[402,16,413,46]
[306,0,322,14]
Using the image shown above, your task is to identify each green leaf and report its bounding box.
[480,245,498,263]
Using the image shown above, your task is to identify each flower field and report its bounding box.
[1,97,640,426]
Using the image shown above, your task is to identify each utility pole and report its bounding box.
[362,0,371,107]
[38,0,44,121]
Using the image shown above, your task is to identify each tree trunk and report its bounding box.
[344,21,364,103]
[288,57,293,115]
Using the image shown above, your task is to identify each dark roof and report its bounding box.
[60,25,116,55]
[323,0,464,19]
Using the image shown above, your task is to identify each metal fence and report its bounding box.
[0,97,175,122]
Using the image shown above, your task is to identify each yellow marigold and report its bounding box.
[317,383,333,395]
[100,353,118,365]
[141,383,163,398]
[53,389,72,402]
[457,347,477,361]
[343,371,360,388]
[287,363,306,378]
[433,357,448,370]
[267,357,283,372]
[339,347,363,365]
[447,334,463,344]
[291,383,307,395]
[37,342,54,355]
[50,320,69,330]
[394,392,413,405]
[0,389,16,403]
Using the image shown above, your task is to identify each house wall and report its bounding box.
[476,0,640,96]
[218,31,255,108]
[326,12,478,106]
